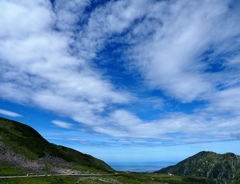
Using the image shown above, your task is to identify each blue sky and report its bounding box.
[0,0,240,166]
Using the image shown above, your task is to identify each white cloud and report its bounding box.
[131,0,240,102]
[0,0,240,146]
[53,0,90,32]
[0,0,130,126]
[0,109,22,117]
[208,87,240,115]
[52,120,73,129]
[227,54,240,67]
[0,0,54,39]
[74,0,149,59]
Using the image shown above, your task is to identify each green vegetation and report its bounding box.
[0,163,28,176]
[157,151,240,184]
[0,176,78,184]
[108,173,214,184]
[0,117,112,174]
[56,145,112,171]
[0,116,238,184]
[0,173,214,184]
[0,117,60,159]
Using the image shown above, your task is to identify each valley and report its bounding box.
[0,117,239,184]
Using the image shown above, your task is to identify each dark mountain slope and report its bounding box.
[156,151,240,184]
[0,117,113,174]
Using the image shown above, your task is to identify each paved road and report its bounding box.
[0,173,116,179]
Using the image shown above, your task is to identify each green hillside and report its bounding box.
[0,116,217,183]
[156,151,240,184]
[0,117,112,174]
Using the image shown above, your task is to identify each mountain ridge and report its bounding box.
[156,151,240,184]
[1,116,239,184]
[0,116,113,175]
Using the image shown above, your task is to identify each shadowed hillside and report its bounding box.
[0,117,113,175]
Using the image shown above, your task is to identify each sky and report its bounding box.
[0,0,240,167]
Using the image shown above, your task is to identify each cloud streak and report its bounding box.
[52,120,73,129]
[0,109,22,117]
[0,0,240,146]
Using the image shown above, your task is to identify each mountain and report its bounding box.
[0,117,218,183]
[156,151,240,184]
[0,117,113,175]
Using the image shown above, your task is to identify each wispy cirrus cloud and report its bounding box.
[0,0,130,125]
[0,0,240,147]
[52,120,73,129]
[0,109,22,117]
[130,0,240,102]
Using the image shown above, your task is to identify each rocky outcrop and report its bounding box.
[0,141,42,172]
[0,141,88,174]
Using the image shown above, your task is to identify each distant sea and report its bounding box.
[108,161,176,173]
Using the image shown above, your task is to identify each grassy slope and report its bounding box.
[0,173,214,184]
[0,117,112,172]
